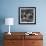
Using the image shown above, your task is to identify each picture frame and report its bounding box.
[19,7,36,24]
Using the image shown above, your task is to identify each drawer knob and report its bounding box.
[32,42,35,44]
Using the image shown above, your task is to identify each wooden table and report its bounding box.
[4,32,43,46]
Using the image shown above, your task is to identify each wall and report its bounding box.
[0,0,46,32]
[0,0,46,46]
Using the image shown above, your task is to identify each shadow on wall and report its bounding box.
[0,16,5,46]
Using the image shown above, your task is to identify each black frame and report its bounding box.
[19,7,36,24]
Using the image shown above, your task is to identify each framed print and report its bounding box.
[19,7,36,24]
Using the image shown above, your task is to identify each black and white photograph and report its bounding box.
[19,7,36,24]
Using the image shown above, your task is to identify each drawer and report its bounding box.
[4,35,24,40]
[4,40,16,46]
[25,35,43,40]
[32,40,43,46]
[24,40,43,46]
[4,40,24,46]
